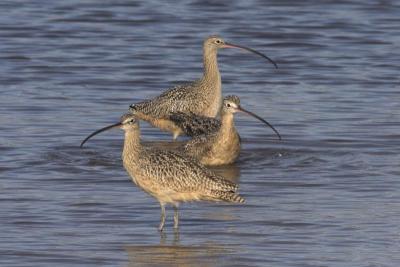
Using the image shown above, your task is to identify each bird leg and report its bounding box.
[158,203,166,232]
[172,131,179,141]
[173,205,179,229]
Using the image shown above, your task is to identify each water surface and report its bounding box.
[1,0,400,266]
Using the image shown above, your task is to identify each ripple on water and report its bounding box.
[1,0,400,266]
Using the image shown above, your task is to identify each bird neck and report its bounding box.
[218,111,235,137]
[202,48,221,86]
[122,128,142,159]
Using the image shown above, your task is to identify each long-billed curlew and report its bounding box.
[80,95,281,166]
[129,35,278,140]
[170,95,281,166]
[81,114,245,231]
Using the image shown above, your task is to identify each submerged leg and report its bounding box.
[158,203,166,232]
[173,205,179,229]
[172,132,179,141]
[172,128,183,141]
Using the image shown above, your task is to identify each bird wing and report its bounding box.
[169,112,221,136]
[131,82,201,119]
[183,133,216,160]
[141,148,238,193]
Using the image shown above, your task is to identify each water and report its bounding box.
[1,0,400,266]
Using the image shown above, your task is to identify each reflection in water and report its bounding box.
[125,233,233,267]
[4,1,399,266]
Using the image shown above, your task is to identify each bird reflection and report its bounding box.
[159,229,180,246]
[125,238,232,267]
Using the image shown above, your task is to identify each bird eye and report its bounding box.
[226,103,231,107]
[130,119,135,123]
[215,39,221,44]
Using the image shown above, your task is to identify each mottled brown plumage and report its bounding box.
[168,111,221,137]
[83,114,245,231]
[129,35,278,140]
[172,95,282,166]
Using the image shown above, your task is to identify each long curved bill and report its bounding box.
[238,106,282,140]
[223,42,278,69]
[80,122,122,148]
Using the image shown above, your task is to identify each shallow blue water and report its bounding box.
[1,0,400,266]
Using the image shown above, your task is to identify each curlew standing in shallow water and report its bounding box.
[129,35,278,140]
[170,95,281,166]
[81,114,245,231]
[80,96,281,166]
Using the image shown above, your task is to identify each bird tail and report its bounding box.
[228,193,245,204]
[211,190,245,204]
